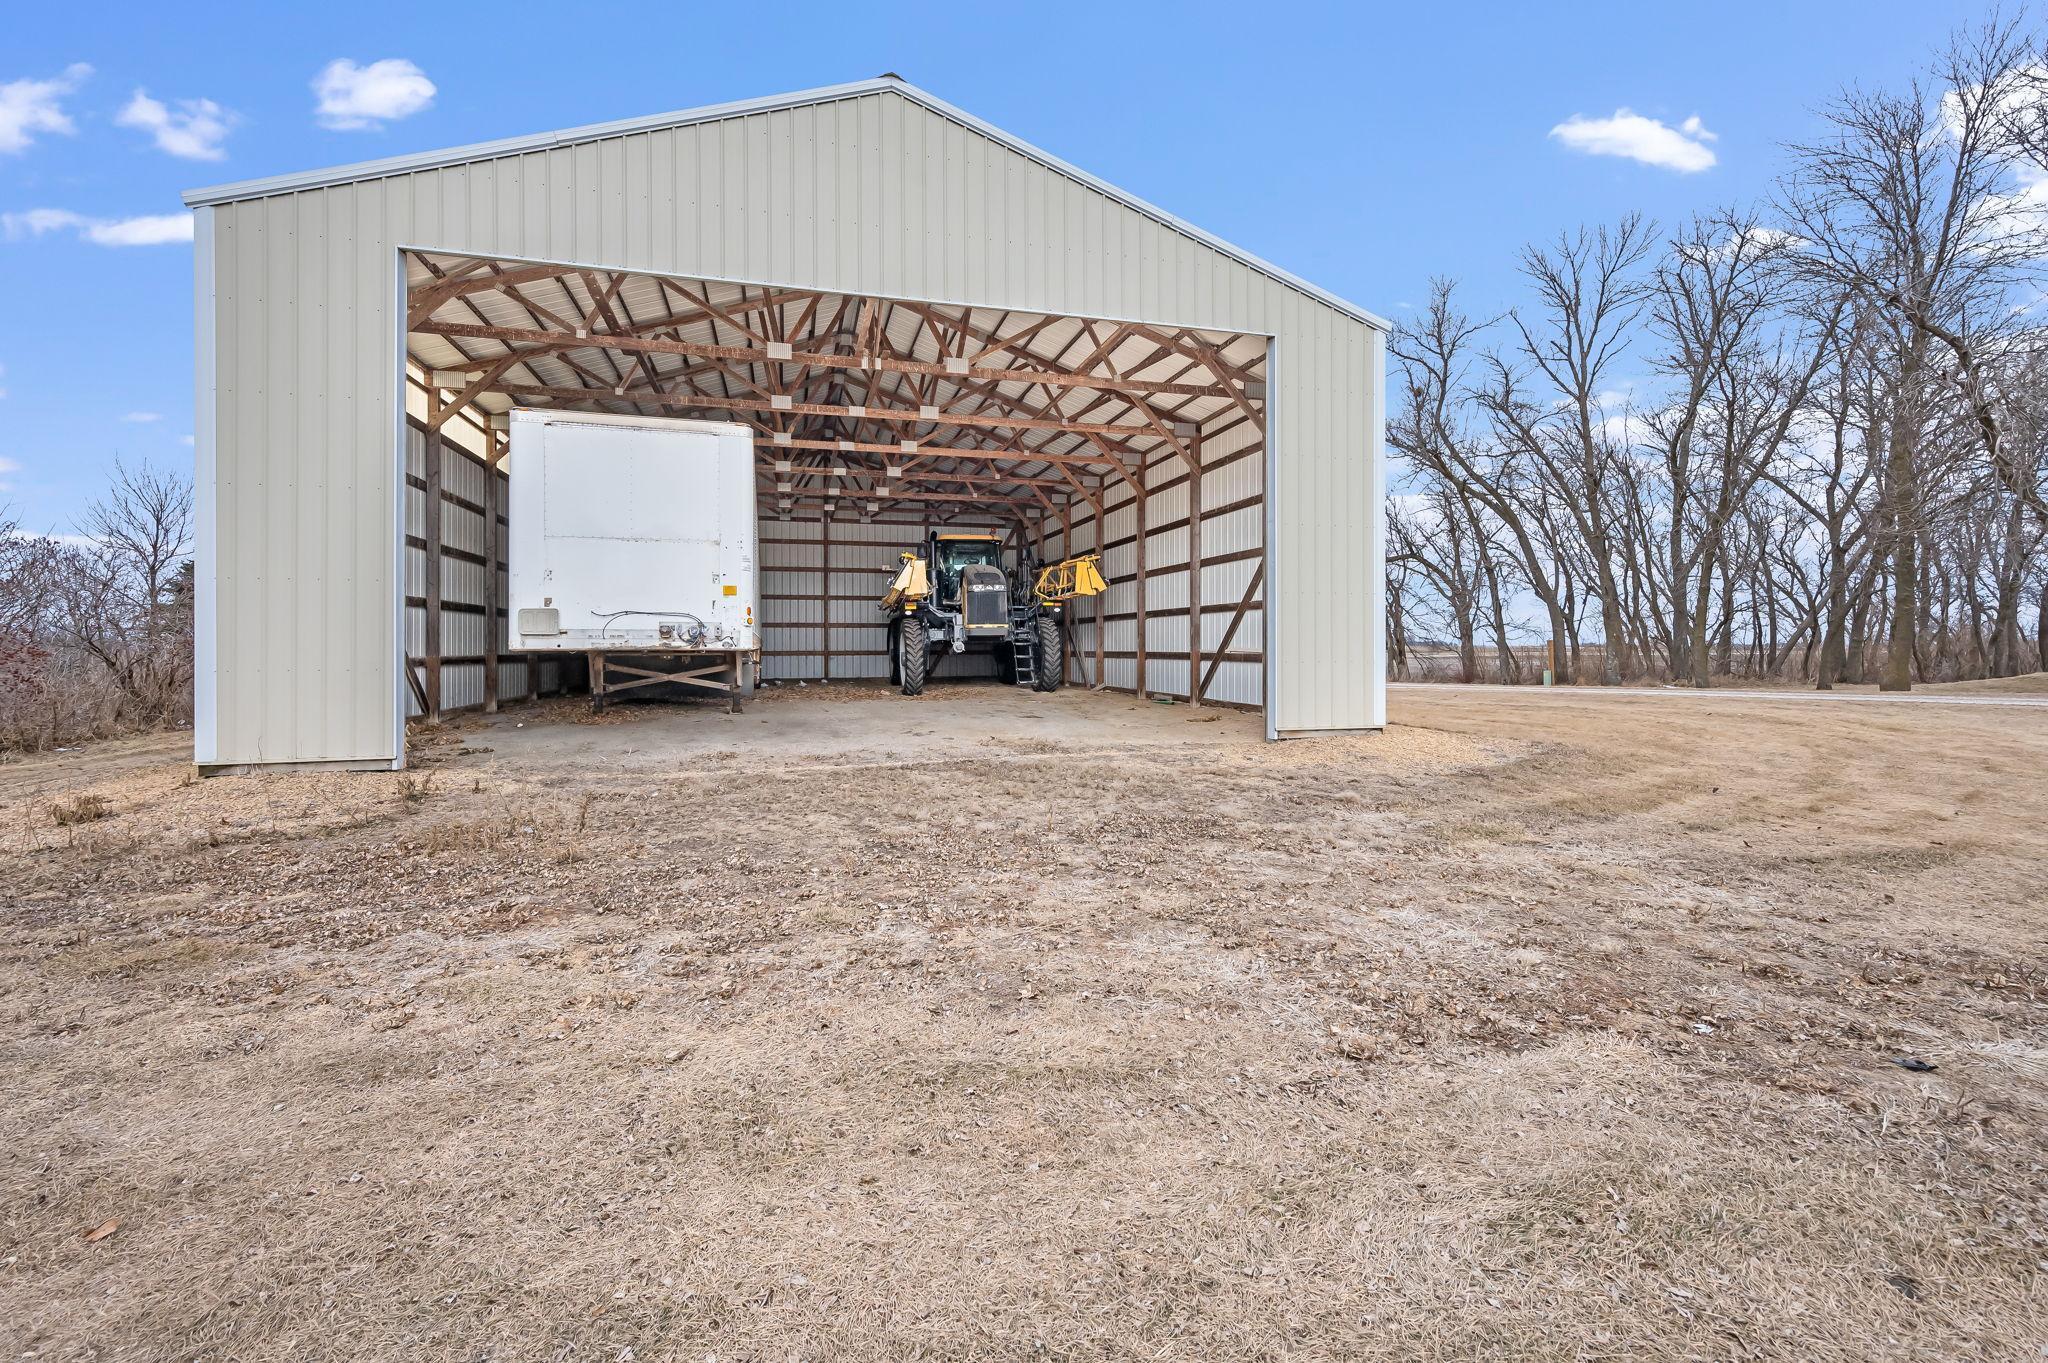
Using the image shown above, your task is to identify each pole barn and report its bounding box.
[183,77,1387,771]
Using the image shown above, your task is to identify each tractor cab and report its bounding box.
[930,532,1002,608]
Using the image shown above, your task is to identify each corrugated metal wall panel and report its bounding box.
[199,88,1379,765]
[400,417,574,721]
[1061,396,1271,707]
[757,513,1011,684]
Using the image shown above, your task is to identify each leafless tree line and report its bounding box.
[1389,20,2048,689]
[1,461,194,751]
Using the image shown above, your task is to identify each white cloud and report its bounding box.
[1593,385,1652,448]
[179,434,195,446]
[0,63,90,155]
[1550,108,1719,173]
[87,213,192,246]
[1696,225,1807,265]
[0,454,20,492]
[314,58,435,130]
[1941,62,2048,142]
[3,208,193,246]
[122,411,162,423]
[116,89,233,160]
[4,208,84,236]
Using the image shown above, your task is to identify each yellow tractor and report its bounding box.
[881,530,1105,695]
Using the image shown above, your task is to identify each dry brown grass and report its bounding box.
[0,686,2043,1361]
[45,792,113,826]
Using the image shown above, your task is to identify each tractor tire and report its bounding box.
[899,617,929,696]
[1033,614,1064,692]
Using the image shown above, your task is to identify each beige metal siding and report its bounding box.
[198,88,1380,765]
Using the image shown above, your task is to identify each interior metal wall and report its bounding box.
[401,419,567,715]
[1058,401,1266,706]
[193,85,1380,766]
[760,514,1008,683]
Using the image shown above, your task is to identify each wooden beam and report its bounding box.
[404,658,430,716]
[489,381,1162,443]
[1134,451,1149,699]
[426,355,521,433]
[413,319,1242,400]
[407,263,575,327]
[771,488,1036,509]
[483,448,502,714]
[1187,431,1202,706]
[422,429,444,722]
[1202,563,1264,698]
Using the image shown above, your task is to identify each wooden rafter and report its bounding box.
[413,319,1243,401]
[402,251,1265,521]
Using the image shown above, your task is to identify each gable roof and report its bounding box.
[182,77,1386,331]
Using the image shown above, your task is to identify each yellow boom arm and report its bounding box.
[881,552,930,610]
[1033,553,1107,604]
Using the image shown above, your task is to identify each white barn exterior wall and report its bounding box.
[190,82,1382,767]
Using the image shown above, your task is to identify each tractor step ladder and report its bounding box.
[1008,607,1037,688]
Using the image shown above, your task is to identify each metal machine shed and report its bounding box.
[184,77,1386,771]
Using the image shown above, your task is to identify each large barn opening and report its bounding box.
[398,250,1270,721]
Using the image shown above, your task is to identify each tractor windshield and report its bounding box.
[934,539,999,604]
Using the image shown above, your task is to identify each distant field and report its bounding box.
[1399,661,2048,697]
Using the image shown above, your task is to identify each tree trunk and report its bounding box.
[1880,348,1923,692]
[1479,552,1519,684]
[1989,494,2026,677]
[1816,534,1848,690]
[2036,582,2048,673]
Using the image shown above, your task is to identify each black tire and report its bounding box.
[899,617,929,696]
[1033,614,1064,692]
[888,622,901,685]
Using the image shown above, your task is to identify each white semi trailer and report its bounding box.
[506,409,759,710]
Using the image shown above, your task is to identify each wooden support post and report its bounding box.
[423,429,444,721]
[1092,487,1106,689]
[1186,430,1203,705]
[483,444,502,714]
[1094,581,1105,689]
[590,649,608,711]
[1134,453,1149,699]
[1056,500,1075,683]
[820,512,832,682]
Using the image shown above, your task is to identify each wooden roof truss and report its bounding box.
[403,250,1267,527]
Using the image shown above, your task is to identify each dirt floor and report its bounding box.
[2,682,2044,1361]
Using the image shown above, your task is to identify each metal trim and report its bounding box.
[1365,327,1388,730]
[192,205,218,765]
[182,78,1388,332]
[389,245,410,770]
[1263,335,1281,742]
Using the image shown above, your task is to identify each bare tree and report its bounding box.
[1386,19,2048,694]
[56,461,196,724]
[1483,215,1658,684]
[1392,281,1583,680]
[1779,17,2046,688]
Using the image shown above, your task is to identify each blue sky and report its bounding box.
[0,0,1993,533]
